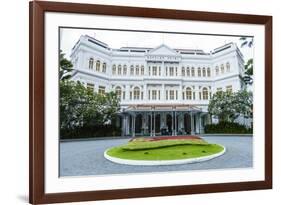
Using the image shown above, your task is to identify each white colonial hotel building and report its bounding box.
[70,35,245,137]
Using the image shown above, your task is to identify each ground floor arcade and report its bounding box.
[116,104,211,137]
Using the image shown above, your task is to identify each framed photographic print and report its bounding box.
[29,1,272,204]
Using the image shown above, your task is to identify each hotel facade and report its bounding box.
[69,35,246,137]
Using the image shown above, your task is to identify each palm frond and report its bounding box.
[241,41,248,47]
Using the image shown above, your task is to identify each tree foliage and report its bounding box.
[239,37,254,48]
[59,50,73,81]
[239,37,254,85]
[208,90,253,122]
[245,58,253,76]
[60,80,120,130]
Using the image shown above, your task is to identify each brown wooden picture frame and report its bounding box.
[29,1,272,204]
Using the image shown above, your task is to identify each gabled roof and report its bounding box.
[147,44,179,56]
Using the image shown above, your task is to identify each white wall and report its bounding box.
[0,0,280,205]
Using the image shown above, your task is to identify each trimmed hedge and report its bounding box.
[204,121,252,134]
[60,125,121,139]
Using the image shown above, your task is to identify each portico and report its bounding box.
[119,104,209,137]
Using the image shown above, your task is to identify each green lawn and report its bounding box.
[106,144,224,161]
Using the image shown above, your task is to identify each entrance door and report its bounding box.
[155,114,161,135]
[166,114,172,134]
[184,113,191,134]
[135,114,142,134]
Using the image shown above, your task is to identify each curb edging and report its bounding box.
[104,146,226,166]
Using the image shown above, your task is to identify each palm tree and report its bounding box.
[239,37,254,48]
[59,50,73,81]
[239,37,254,85]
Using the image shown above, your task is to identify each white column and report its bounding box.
[161,61,165,77]
[161,84,165,101]
[172,111,174,136]
[153,112,156,136]
[179,83,183,101]
[195,114,199,134]
[145,113,148,135]
[199,114,203,134]
[175,111,178,136]
[160,112,165,129]
[150,113,153,137]
[143,84,147,102]
[190,113,195,134]
[133,115,136,137]
[131,115,133,137]
[125,85,130,101]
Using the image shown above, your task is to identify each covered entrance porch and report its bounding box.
[118,104,210,137]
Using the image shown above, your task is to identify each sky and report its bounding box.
[60,27,254,61]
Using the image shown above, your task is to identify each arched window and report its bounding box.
[226,62,230,72]
[130,65,134,75]
[215,66,219,76]
[118,65,122,75]
[89,58,94,69]
[115,86,122,99]
[136,65,140,75]
[207,67,211,77]
[198,67,201,77]
[202,67,206,77]
[112,64,116,75]
[102,63,106,73]
[187,67,190,76]
[182,67,185,76]
[191,67,195,77]
[221,64,225,74]
[133,87,140,100]
[141,65,144,75]
[186,87,192,100]
[123,65,127,75]
[96,60,100,72]
[202,87,208,100]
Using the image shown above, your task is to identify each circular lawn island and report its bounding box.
[104,136,225,166]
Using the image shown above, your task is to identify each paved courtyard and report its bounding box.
[59,135,253,177]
